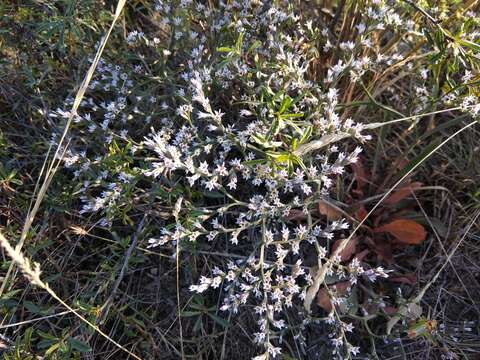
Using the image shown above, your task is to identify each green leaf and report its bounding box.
[207,313,230,328]
[193,316,203,333]
[37,339,56,349]
[45,342,60,356]
[181,311,201,317]
[269,117,281,138]
[24,327,34,351]
[37,330,58,341]
[285,119,303,134]
[458,38,480,53]
[299,125,312,144]
[279,112,303,119]
[189,302,207,311]
[235,31,244,53]
[217,47,233,53]
[68,337,92,352]
[247,40,261,53]
[58,340,68,353]
[291,138,298,151]
[278,96,292,114]
[252,133,282,148]
[23,301,43,315]
[244,159,267,166]
[203,191,225,199]
[267,152,290,164]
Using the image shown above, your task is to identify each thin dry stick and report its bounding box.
[174,197,185,359]
[0,0,127,298]
[97,216,146,325]
[0,232,142,360]
[304,119,478,312]
[0,310,72,330]
[413,192,477,310]
[0,144,51,297]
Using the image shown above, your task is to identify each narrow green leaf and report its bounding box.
[217,47,233,53]
[68,337,92,352]
[45,343,60,356]
[181,311,202,317]
[208,313,230,328]
[278,96,292,114]
[394,139,442,182]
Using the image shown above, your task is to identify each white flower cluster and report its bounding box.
[48,0,479,358]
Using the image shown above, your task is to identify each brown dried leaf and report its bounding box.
[318,201,342,220]
[334,281,351,294]
[373,239,393,263]
[354,249,369,262]
[365,236,393,263]
[390,273,417,285]
[375,219,427,245]
[351,160,368,194]
[354,205,368,221]
[384,182,423,206]
[383,306,397,315]
[332,237,358,262]
[316,288,333,313]
[316,281,351,312]
[380,157,410,191]
[285,209,306,221]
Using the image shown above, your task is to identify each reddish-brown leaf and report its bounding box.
[384,306,398,315]
[375,219,427,245]
[285,209,306,221]
[384,182,423,206]
[332,237,358,262]
[363,302,379,316]
[374,239,393,263]
[373,213,384,228]
[334,281,351,294]
[316,281,351,312]
[390,273,417,285]
[379,158,410,191]
[353,249,369,262]
[354,205,368,221]
[316,288,333,313]
[366,236,393,263]
[351,160,368,194]
[318,201,343,221]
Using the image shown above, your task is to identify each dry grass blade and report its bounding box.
[294,106,471,157]
[97,215,146,326]
[174,197,185,359]
[0,231,142,360]
[6,0,126,255]
[0,0,127,297]
[0,0,143,358]
[0,310,72,330]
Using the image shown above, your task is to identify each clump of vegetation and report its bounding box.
[1,0,479,359]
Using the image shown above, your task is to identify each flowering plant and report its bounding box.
[48,0,480,358]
